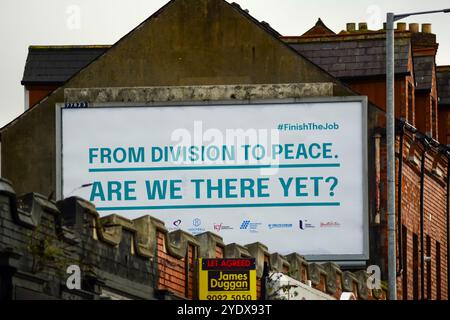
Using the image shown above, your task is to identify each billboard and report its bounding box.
[58,98,368,262]
[198,258,257,300]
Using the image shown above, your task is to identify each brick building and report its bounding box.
[0,0,449,300]
[282,19,449,300]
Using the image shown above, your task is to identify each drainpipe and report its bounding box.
[374,133,382,225]
[446,150,450,299]
[397,121,406,277]
[184,250,190,298]
[419,135,430,300]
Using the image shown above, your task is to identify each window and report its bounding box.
[436,242,441,300]
[426,235,431,300]
[413,233,419,300]
[402,225,408,300]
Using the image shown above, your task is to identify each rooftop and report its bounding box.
[287,37,411,79]
[19,16,440,95]
[21,45,110,85]
[20,2,284,87]
[283,19,442,81]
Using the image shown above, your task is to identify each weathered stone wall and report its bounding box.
[64,83,333,105]
[0,179,155,300]
[0,178,387,300]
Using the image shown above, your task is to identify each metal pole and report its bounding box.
[395,8,450,20]
[385,7,448,302]
[386,12,397,300]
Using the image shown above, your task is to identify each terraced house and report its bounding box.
[283,18,450,300]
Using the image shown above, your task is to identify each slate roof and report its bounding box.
[288,38,411,79]
[414,55,434,91]
[438,66,450,105]
[21,46,110,85]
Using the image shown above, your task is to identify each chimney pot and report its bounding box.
[358,22,368,31]
[422,23,432,34]
[397,22,407,31]
[347,23,356,32]
[409,23,419,33]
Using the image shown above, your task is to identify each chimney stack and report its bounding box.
[347,23,356,32]
[422,23,432,34]
[397,22,407,31]
[358,22,368,31]
[409,23,419,33]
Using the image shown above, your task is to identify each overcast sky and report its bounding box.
[1,0,449,128]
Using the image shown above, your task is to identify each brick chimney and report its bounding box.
[397,22,407,31]
[409,23,419,33]
[422,23,432,34]
[358,22,368,31]
[411,23,437,51]
[347,23,356,32]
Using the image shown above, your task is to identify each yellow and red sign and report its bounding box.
[199,258,257,300]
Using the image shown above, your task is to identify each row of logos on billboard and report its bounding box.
[168,218,341,234]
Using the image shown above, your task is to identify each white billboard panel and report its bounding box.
[60,99,368,261]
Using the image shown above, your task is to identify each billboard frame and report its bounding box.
[56,96,369,265]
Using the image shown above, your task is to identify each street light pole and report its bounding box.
[386,8,450,301]
[386,11,396,302]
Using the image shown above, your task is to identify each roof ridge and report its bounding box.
[29,45,112,50]
[282,31,412,43]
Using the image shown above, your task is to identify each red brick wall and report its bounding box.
[398,150,422,300]
[257,279,262,299]
[346,48,447,300]
[423,167,448,300]
[187,245,195,299]
[26,85,59,108]
[416,94,432,136]
[156,233,244,299]
[379,136,449,300]
[156,231,189,297]
[348,78,407,120]
[215,246,224,258]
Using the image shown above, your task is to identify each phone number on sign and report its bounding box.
[206,294,252,300]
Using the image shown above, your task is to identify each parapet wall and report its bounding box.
[64,83,334,105]
[0,178,387,300]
